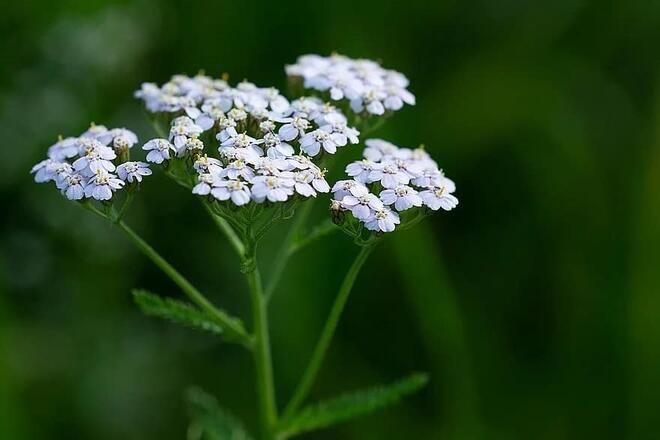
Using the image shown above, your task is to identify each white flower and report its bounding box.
[368,161,410,188]
[322,113,359,145]
[328,71,364,101]
[219,145,262,165]
[300,127,343,156]
[352,88,387,115]
[278,116,310,141]
[363,138,399,162]
[221,129,263,150]
[117,161,152,183]
[262,87,290,113]
[197,99,225,129]
[176,136,204,157]
[80,123,109,139]
[211,178,252,206]
[72,139,117,176]
[216,116,238,142]
[340,192,383,221]
[383,72,416,110]
[47,137,79,161]
[143,138,175,164]
[289,97,323,117]
[420,186,459,211]
[286,154,317,171]
[57,172,86,200]
[134,82,162,111]
[263,132,295,158]
[251,175,295,202]
[252,157,292,177]
[227,108,248,121]
[192,173,218,195]
[286,54,415,117]
[380,185,423,211]
[331,179,368,200]
[411,167,445,188]
[293,169,329,197]
[259,119,277,134]
[84,169,124,200]
[221,159,255,181]
[31,159,62,183]
[364,207,400,232]
[106,128,138,150]
[169,116,203,149]
[331,137,457,233]
[345,160,377,183]
[193,155,223,175]
[310,168,330,193]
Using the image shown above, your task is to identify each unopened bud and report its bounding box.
[330,200,345,225]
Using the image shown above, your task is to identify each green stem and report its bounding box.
[287,219,337,256]
[282,244,375,419]
[244,249,278,439]
[202,201,245,256]
[265,201,314,300]
[116,220,251,347]
[117,191,135,221]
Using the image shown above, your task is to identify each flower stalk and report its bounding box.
[116,219,252,346]
[282,242,376,419]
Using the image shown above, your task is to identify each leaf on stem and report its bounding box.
[278,372,429,437]
[133,289,224,336]
[186,386,254,440]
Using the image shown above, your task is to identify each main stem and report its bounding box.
[282,244,375,419]
[116,221,250,346]
[244,245,278,439]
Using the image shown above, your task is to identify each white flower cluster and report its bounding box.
[31,124,151,201]
[136,74,362,206]
[286,54,415,116]
[331,139,458,233]
[190,154,331,206]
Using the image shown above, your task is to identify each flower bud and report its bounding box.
[330,200,345,225]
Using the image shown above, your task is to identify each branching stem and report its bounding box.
[116,221,252,347]
[265,201,314,300]
[282,243,376,419]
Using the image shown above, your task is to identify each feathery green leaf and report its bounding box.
[278,372,429,437]
[132,289,224,335]
[186,386,253,440]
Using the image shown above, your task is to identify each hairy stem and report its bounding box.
[282,244,375,419]
[116,221,251,347]
[244,248,278,439]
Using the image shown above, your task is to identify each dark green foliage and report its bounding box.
[278,373,428,437]
[186,387,253,440]
[133,289,224,336]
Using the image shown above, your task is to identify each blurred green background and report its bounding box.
[2,0,660,438]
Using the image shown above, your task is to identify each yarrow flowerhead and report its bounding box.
[286,54,415,117]
[34,55,456,247]
[331,139,458,235]
[31,124,150,202]
[134,74,362,210]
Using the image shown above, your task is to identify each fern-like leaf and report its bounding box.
[186,386,253,440]
[278,372,429,437]
[133,289,223,335]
